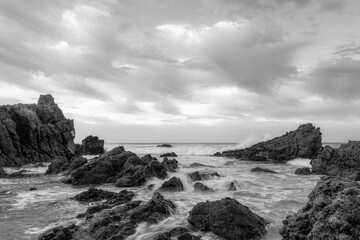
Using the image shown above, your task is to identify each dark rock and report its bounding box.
[280,176,360,240]
[141,154,157,164]
[38,224,80,240]
[72,187,134,204]
[194,182,214,192]
[0,166,6,177]
[76,135,105,155]
[46,156,87,175]
[224,161,237,165]
[188,171,220,181]
[311,141,360,180]
[294,167,312,175]
[0,94,76,167]
[188,198,267,240]
[189,163,214,168]
[157,144,173,148]
[178,233,201,240]
[160,152,177,157]
[154,227,190,240]
[162,157,178,172]
[159,177,184,191]
[29,187,37,191]
[251,167,278,174]
[214,123,322,162]
[228,182,237,191]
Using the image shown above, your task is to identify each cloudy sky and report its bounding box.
[0,0,360,144]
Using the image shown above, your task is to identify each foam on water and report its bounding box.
[287,158,311,168]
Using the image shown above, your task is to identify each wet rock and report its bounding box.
[76,135,105,155]
[178,233,201,240]
[188,171,220,181]
[160,152,177,157]
[0,94,76,167]
[294,167,312,175]
[224,161,237,166]
[38,224,80,240]
[72,187,134,204]
[154,227,190,240]
[46,156,87,175]
[159,177,184,191]
[311,141,360,180]
[214,123,322,162]
[228,182,237,191]
[280,176,360,240]
[0,166,6,177]
[29,187,37,191]
[162,157,178,172]
[188,198,268,240]
[156,144,173,148]
[194,182,214,192]
[251,167,278,174]
[189,163,214,168]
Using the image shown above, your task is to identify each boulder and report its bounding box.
[0,166,6,177]
[72,187,134,204]
[311,141,360,180]
[159,177,184,191]
[162,157,178,172]
[178,233,201,240]
[189,163,214,168]
[228,182,237,191]
[154,227,190,240]
[76,135,105,155]
[46,156,87,175]
[251,167,278,174]
[280,176,360,240]
[294,167,312,175]
[188,171,220,181]
[194,182,214,192]
[156,144,173,148]
[214,123,322,162]
[160,152,177,157]
[188,198,268,240]
[0,94,76,167]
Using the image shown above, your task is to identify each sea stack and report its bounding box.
[76,135,105,155]
[0,94,75,167]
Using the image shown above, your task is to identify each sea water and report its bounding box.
[0,143,327,240]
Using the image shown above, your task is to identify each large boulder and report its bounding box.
[294,167,312,175]
[159,177,184,191]
[188,198,268,240]
[162,157,178,172]
[214,123,322,162]
[0,94,75,167]
[46,156,87,175]
[76,135,105,155]
[311,141,360,180]
[280,176,360,240]
[160,152,177,157]
[188,170,220,181]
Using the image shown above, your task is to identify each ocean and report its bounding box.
[0,142,341,240]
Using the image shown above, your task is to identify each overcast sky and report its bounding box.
[0,0,360,144]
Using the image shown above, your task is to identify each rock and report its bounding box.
[154,227,190,240]
[294,167,312,175]
[228,182,237,191]
[72,187,134,204]
[0,94,76,167]
[188,171,220,181]
[214,123,322,162]
[311,141,360,180]
[0,166,6,177]
[159,177,184,191]
[194,182,214,192]
[251,167,278,174]
[46,156,87,175]
[38,224,80,240]
[188,198,268,240]
[76,135,105,155]
[189,163,214,168]
[162,157,178,172]
[160,152,177,157]
[156,144,173,148]
[280,176,360,240]
[29,187,37,191]
[178,233,201,240]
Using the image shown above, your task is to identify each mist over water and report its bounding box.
[0,143,322,240]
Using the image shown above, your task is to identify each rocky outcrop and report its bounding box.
[214,123,322,162]
[194,182,214,192]
[156,144,173,148]
[295,167,312,175]
[188,198,268,240]
[280,176,360,240]
[76,135,105,155]
[159,177,184,191]
[0,166,5,177]
[72,187,134,204]
[160,152,177,157]
[0,94,75,167]
[45,155,87,175]
[188,170,220,181]
[162,157,178,172]
[311,141,360,180]
[154,227,191,240]
[251,167,278,174]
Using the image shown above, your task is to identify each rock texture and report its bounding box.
[194,182,214,192]
[188,198,267,240]
[0,94,75,167]
[159,177,184,191]
[188,170,220,181]
[295,167,312,175]
[156,144,173,148]
[311,141,360,180]
[46,156,87,175]
[76,135,105,155]
[280,176,360,240]
[215,123,322,162]
[251,167,278,174]
[160,152,177,157]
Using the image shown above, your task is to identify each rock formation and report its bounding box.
[160,152,177,157]
[45,155,87,175]
[0,94,75,167]
[294,167,312,175]
[156,144,173,148]
[311,141,360,180]
[251,167,278,174]
[280,176,360,240]
[214,123,322,162]
[76,135,105,155]
[188,198,268,240]
[188,170,220,181]
[194,182,214,192]
[159,177,184,191]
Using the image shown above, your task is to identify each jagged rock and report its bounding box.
[228,182,237,191]
[38,224,80,240]
[294,167,312,175]
[311,141,360,180]
[188,171,220,181]
[0,94,75,167]
[178,233,201,240]
[154,227,190,240]
[160,152,177,157]
[156,144,173,148]
[194,182,214,192]
[159,177,184,191]
[280,176,360,240]
[189,163,214,168]
[76,135,105,155]
[251,167,278,174]
[162,157,178,172]
[72,187,134,203]
[46,156,87,175]
[214,123,322,162]
[188,198,268,240]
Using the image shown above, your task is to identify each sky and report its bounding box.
[0,0,360,144]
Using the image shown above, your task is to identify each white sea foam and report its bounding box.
[287,158,311,168]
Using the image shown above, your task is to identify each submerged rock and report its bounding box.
[160,152,178,157]
[188,198,268,240]
[76,135,105,155]
[188,171,220,181]
[311,141,360,180]
[156,144,173,148]
[214,123,322,162]
[251,167,278,174]
[280,176,360,240]
[194,182,214,192]
[0,94,75,167]
[294,167,312,175]
[159,177,184,191]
